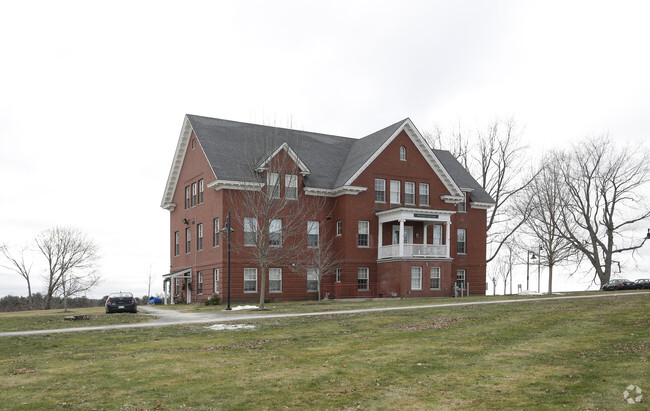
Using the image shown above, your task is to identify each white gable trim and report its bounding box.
[160,116,217,210]
[256,142,311,176]
[342,119,463,197]
[160,116,194,210]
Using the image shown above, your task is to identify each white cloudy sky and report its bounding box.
[1,0,649,299]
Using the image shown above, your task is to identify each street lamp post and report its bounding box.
[526,250,536,291]
[537,244,541,293]
[221,211,234,310]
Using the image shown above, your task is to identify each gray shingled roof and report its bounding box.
[433,149,494,204]
[186,114,494,204]
[188,115,355,188]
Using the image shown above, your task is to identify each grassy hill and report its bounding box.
[0,292,648,409]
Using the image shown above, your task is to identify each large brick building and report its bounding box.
[160,115,494,304]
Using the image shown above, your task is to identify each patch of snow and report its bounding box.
[230,305,258,311]
[205,324,256,331]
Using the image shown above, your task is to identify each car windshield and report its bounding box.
[109,292,133,298]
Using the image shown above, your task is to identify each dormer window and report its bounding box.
[400,146,407,161]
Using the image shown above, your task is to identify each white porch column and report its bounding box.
[423,223,428,245]
[378,221,383,259]
[399,219,405,257]
[446,221,451,258]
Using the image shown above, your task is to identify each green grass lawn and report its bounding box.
[0,307,152,332]
[0,293,648,409]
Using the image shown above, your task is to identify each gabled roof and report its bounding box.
[160,115,495,209]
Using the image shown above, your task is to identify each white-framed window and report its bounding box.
[197,223,203,251]
[269,219,282,246]
[185,186,191,209]
[269,268,282,293]
[191,139,196,150]
[458,193,467,213]
[214,269,220,294]
[375,178,386,202]
[191,182,197,207]
[267,172,280,199]
[419,183,429,206]
[197,271,203,294]
[244,268,257,292]
[198,179,204,204]
[433,225,443,246]
[336,221,342,236]
[307,268,318,292]
[244,217,257,246]
[411,267,422,290]
[400,146,407,161]
[185,227,191,253]
[430,266,441,290]
[358,221,369,247]
[358,267,369,291]
[213,218,220,247]
[335,268,341,283]
[285,174,298,199]
[390,180,401,204]
[307,221,319,247]
[174,231,179,256]
[456,269,466,289]
[405,182,415,205]
[457,228,467,254]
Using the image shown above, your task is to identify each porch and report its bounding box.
[376,208,453,260]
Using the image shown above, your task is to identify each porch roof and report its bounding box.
[162,267,192,281]
[375,207,454,224]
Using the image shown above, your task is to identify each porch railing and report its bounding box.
[379,244,447,259]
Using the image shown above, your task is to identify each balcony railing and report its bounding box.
[378,244,447,259]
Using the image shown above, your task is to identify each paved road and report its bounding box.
[1,291,648,338]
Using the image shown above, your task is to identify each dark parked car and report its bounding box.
[633,278,650,289]
[105,292,137,313]
[601,279,635,291]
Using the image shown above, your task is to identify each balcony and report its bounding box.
[379,244,448,259]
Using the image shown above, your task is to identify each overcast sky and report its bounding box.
[1,0,649,299]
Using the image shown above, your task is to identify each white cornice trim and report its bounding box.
[470,201,495,210]
[441,194,465,204]
[304,185,367,197]
[206,179,263,192]
[376,207,454,224]
[343,119,463,197]
[162,202,177,211]
[257,142,311,176]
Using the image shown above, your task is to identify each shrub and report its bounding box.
[203,294,221,306]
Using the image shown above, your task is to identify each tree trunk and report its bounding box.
[548,263,553,294]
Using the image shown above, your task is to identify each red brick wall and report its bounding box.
[167,128,488,303]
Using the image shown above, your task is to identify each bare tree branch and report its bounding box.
[35,226,101,310]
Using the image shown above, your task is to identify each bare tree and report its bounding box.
[292,219,343,302]
[0,243,35,308]
[555,136,650,287]
[518,155,580,293]
[35,226,101,310]
[427,118,536,263]
[228,131,329,310]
